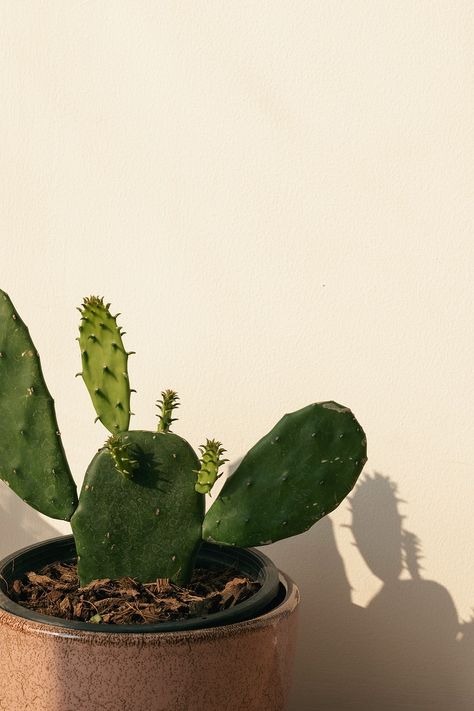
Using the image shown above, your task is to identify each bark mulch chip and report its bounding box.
[8,560,261,625]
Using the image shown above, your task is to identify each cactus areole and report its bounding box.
[0,289,367,591]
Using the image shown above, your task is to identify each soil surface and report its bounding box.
[7,560,261,625]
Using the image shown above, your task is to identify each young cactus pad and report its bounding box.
[0,291,77,520]
[71,430,204,586]
[77,296,132,434]
[202,402,367,547]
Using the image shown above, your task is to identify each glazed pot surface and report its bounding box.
[0,538,299,711]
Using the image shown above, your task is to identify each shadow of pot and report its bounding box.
[0,535,300,711]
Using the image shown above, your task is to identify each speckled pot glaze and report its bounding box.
[0,564,299,711]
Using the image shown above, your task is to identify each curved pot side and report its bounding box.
[0,573,299,711]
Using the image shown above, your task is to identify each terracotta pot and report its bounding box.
[0,536,300,711]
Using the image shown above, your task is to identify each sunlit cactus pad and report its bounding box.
[203,402,367,547]
[71,430,204,585]
[77,296,132,434]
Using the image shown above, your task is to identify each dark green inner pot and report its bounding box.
[0,535,282,633]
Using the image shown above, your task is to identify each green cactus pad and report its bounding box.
[77,296,132,434]
[203,402,367,547]
[71,430,204,586]
[0,290,78,520]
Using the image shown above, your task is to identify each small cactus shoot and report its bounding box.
[0,289,368,593]
[156,389,179,433]
[194,439,228,494]
[106,434,139,479]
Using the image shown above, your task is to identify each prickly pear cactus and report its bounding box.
[0,290,78,520]
[77,296,133,434]
[0,287,369,588]
[71,430,204,586]
[203,402,367,547]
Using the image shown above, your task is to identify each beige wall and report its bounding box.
[1,2,472,708]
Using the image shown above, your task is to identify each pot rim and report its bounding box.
[0,534,290,635]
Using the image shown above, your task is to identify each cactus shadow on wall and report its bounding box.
[0,482,59,559]
[271,471,474,711]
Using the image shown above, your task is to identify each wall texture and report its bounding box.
[0,2,472,709]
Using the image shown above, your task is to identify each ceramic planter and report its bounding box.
[0,535,299,711]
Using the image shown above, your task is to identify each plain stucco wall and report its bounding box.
[0,2,472,709]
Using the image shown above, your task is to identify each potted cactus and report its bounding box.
[0,290,367,711]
